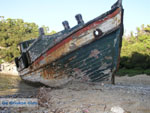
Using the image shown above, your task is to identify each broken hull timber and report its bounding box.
[17,1,124,87]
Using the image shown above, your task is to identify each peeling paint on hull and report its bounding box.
[16,0,124,87]
[21,29,121,87]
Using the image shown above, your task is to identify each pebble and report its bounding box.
[111,106,125,113]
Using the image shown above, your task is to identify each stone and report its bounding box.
[111,106,125,113]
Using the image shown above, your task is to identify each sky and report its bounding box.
[0,0,150,35]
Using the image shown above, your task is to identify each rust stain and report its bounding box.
[40,64,67,80]
[41,67,55,79]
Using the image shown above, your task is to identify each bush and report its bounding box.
[120,24,150,70]
[0,17,56,63]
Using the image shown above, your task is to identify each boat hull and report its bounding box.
[16,1,124,87]
[21,28,122,87]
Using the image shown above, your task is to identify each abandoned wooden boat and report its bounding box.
[15,0,124,87]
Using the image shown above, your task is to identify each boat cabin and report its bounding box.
[19,39,35,53]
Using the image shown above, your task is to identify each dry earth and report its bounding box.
[0,74,150,113]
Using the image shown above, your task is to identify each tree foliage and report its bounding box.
[0,17,39,62]
[41,25,56,35]
[120,24,150,69]
[0,17,56,63]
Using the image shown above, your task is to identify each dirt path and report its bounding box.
[0,75,150,113]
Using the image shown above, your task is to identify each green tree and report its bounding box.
[120,24,150,69]
[0,17,56,63]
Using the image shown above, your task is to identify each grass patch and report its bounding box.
[116,69,150,77]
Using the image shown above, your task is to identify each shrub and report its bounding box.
[120,24,150,70]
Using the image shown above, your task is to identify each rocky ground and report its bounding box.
[0,74,150,113]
